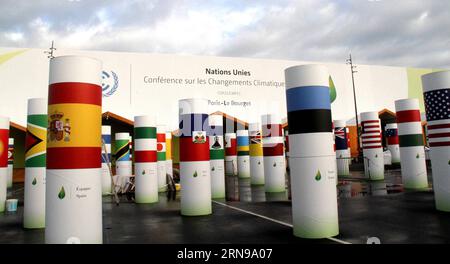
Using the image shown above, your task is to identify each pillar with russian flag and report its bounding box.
[115,132,131,189]
[249,122,264,185]
[101,126,112,195]
[237,130,250,179]
[46,56,102,243]
[285,64,338,238]
[224,133,237,176]
[0,116,9,213]
[361,111,384,180]
[24,98,47,229]
[165,131,173,180]
[157,125,167,192]
[179,98,211,216]
[334,120,350,176]
[261,113,286,193]
[134,116,158,203]
[394,99,428,190]
[208,114,225,198]
[7,138,13,188]
[422,71,450,211]
[385,123,401,164]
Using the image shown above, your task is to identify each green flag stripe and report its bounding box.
[399,134,424,147]
[237,151,250,156]
[157,152,166,161]
[27,114,47,126]
[210,149,225,160]
[25,154,46,167]
[134,127,157,139]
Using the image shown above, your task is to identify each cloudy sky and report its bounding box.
[1,0,449,68]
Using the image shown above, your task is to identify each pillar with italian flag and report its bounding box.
[0,116,9,213]
[208,114,225,198]
[134,115,158,203]
[46,56,102,243]
[334,119,350,176]
[384,123,401,164]
[249,122,264,185]
[237,130,250,179]
[165,131,173,180]
[394,99,428,190]
[224,133,237,176]
[361,111,384,180]
[101,125,112,195]
[422,71,450,211]
[24,98,47,229]
[261,113,285,193]
[7,138,14,188]
[157,125,167,192]
[285,64,338,238]
[179,98,211,216]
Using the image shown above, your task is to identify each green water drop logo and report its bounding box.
[329,76,337,103]
[273,162,276,167]
[315,170,322,181]
[58,186,66,200]
[375,154,378,158]
[339,154,342,158]
[448,160,450,165]
[193,171,198,177]
[211,166,215,171]
[257,161,261,165]
[142,169,146,175]
[32,178,37,185]
[416,153,420,159]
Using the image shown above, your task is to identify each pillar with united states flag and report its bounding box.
[0,116,9,213]
[334,119,350,176]
[46,55,103,243]
[385,123,401,164]
[157,125,167,192]
[179,98,211,216]
[394,99,428,190]
[422,71,450,211]
[361,111,384,180]
[285,64,338,238]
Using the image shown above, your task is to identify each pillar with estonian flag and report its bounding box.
[24,98,47,229]
[46,56,102,243]
[394,99,428,190]
[334,119,350,176]
[249,122,264,185]
[285,64,338,239]
[360,111,384,180]
[208,114,225,199]
[157,125,167,192]
[261,113,286,193]
[224,133,237,176]
[115,132,131,189]
[101,125,112,195]
[7,138,13,188]
[237,130,250,179]
[422,71,450,211]
[179,98,211,216]
[134,115,158,203]
[385,123,401,164]
[0,116,9,213]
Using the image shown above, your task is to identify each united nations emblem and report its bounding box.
[102,70,119,97]
[49,111,71,142]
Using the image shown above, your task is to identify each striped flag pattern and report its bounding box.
[249,122,264,185]
[7,138,14,188]
[157,125,167,192]
[360,111,384,180]
[384,123,400,164]
[237,130,250,178]
[0,116,9,213]
[208,114,225,198]
[101,126,112,195]
[334,119,350,176]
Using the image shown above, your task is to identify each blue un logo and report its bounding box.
[102,70,119,97]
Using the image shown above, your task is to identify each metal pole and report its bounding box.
[347,54,361,156]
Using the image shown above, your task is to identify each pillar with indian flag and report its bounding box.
[115,132,131,189]
[7,138,13,188]
[24,98,47,229]
[285,64,338,238]
[165,131,173,180]
[224,133,237,176]
[334,119,350,176]
[361,111,384,180]
[249,122,264,185]
[208,114,225,198]
[261,113,285,193]
[422,71,450,211]
[0,116,9,213]
[385,123,401,164]
[179,98,211,216]
[157,125,167,192]
[394,99,428,190]
[134,115,158,203]
[46,56,102,243]
[101,125,112,195]
[237,130,250,179]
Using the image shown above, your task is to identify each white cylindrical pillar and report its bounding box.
[384,123,401,164]
[237,130,250,178]
[334,119,350,176]
[262,114,285,193]
[208,114,225,199]
[101,126,112,195]
[157,125,167,192]
[360,111,384,180]
[0,116,10,213]
[249,122,265,185]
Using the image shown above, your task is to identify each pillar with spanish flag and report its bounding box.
[422,71,450,211]
[0,116,9,213]
[179,98,211,216]
[361,111,384,180]
[285,64,338,238]
[394,99,427,190]
[157,125,167,192]
[24,98,47,229]
[134,115,158,203]
[101,126,112,195]
[208,114,225,198]
[224,133,237,176]
[237,130,250,179]
[115,132,131,189]
[334,119,350,176]
[46,56,102,243]
[261,113,285,193]
[249,122,264,185]
[165,131,173,180]
[385,123,401,164]
[7,138,13,188]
